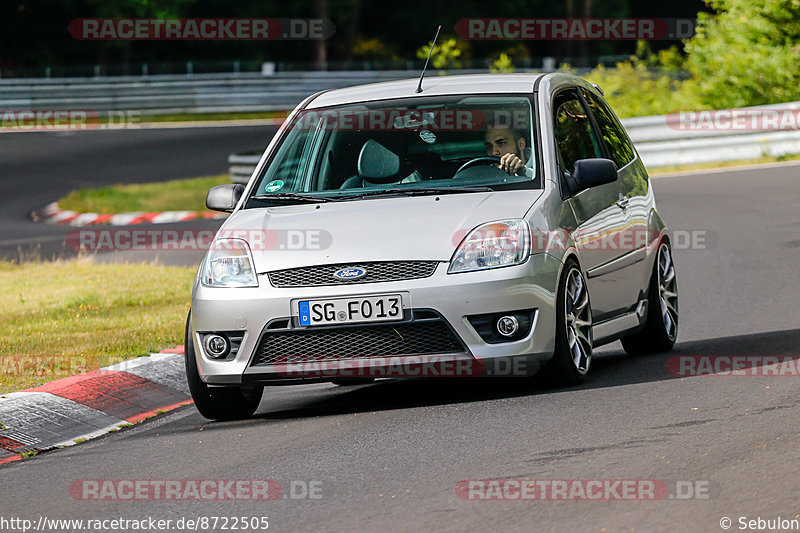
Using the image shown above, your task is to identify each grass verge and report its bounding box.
[649,152,800,176]
[0,258,195,393]
[141,110,288,123]
[57,174,230,214]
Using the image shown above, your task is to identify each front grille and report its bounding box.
[250,317,466,366]
[267,261,438,288]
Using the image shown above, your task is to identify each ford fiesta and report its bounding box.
[185,73,678,420]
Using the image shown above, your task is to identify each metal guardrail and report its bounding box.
[229,153,263,185]
[6,70,793,170]
[622,101,800,167]
[632,130,800,168]
[0,70,490,115]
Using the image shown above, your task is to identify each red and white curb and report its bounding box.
[31,202,226,226]
[0,346,191,466]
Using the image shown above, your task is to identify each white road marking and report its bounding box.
[650,159,800,179]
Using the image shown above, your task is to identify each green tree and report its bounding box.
[352,38,397,61]
[415,37,464,69]
[490,52,514,73]
[685,0,800,108]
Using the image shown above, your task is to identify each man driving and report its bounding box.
[483,122,532,176]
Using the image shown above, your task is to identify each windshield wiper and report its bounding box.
[339,186,493,200]
[251,193,337,204]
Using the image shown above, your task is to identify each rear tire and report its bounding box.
[184,312,263,421]
[621,241,678,356]
[540,260,593,386]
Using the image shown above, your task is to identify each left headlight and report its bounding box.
[201,238,259,287]
[448,219,531,274]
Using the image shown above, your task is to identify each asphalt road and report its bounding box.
[0,125,277,263]
[2,160,800,532]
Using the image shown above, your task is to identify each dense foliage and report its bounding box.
[685,0,800,108]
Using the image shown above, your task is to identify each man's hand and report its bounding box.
[498,153,525,175]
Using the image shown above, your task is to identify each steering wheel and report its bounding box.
[455,156,500,175]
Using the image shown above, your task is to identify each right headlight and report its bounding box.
[448,219,531,274]
[201,238,258,287]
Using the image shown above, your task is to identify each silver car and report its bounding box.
[185,73,678,420]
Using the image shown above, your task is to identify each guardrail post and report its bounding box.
[234,60,240,73]
[261,62,275,76]
[94,65,101,77]
[228,152,262,185]
[142,63,148,76]
[187,61,193,75]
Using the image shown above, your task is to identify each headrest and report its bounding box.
[357,139,400,182]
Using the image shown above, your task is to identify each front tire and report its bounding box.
[541,261,593,385]
[621,241,678,356]
[184,312,263,421]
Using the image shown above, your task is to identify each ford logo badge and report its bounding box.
[333,267,367,280]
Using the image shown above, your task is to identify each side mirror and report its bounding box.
[206,184,244,212]
[569,158,618,194]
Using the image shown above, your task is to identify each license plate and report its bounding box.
[297,294,403,326]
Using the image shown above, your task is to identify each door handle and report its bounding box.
[616,195,629,209]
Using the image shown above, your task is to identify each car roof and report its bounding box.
[305,73,548,109]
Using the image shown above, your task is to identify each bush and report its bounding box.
[352,38,397,61]
[577,0,800,117]
[490,53,514,73]
[685,0,800,108]
[585,61,704,118]
[415,37,465,69]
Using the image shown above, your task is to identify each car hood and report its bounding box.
[223,190,544,272]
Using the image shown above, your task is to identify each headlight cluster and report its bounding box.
[202,239,258,287]
[449,219,531,273]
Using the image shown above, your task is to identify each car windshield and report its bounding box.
[248,95,538,204]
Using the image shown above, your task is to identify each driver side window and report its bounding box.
[553,92,603,174]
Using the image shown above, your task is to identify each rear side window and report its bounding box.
[553,93,603,174]
[581,88,635,168]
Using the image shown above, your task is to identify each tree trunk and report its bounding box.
[577,0,592,67]
[565,0,574,64]
[343,0,361,62]
[313,0,329,70]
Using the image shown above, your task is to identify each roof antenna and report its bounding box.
[416,25,442,94]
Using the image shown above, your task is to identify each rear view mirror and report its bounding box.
[569,158,618,194]
[206,184,244,212]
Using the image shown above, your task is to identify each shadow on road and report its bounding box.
[193,327,800,426]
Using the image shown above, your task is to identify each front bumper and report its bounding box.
[190,254,562,384]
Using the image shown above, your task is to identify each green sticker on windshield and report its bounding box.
[265,180,284,192]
